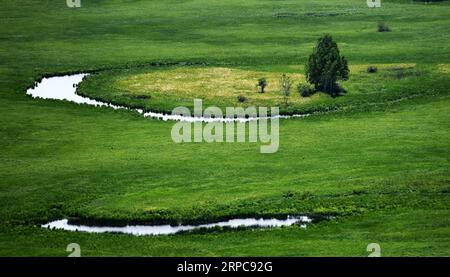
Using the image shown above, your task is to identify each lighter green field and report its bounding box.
[78,63,432,115]
[0,0,449,256]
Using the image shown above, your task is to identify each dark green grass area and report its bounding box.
[0,0,449,256]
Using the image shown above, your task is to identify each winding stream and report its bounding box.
[29,73,314,235]
[26,73,310,122]
[42,216,312,236]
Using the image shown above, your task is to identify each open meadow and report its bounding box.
[0,0,449,256]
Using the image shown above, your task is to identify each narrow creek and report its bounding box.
[42,216,312,236]
[29,73,314,236]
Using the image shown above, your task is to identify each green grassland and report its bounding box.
[0,0,449,256]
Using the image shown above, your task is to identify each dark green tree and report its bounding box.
[306,35,349,96]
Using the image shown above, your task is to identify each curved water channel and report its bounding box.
[28,73,313,235]
[42,216,312,236]
[26,73,310,122]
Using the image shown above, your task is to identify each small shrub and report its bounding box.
[257,78,267,93]
[237,95,247,103]
[351,189,367,195]
[297,83,316,97]
[283,191,295,198]
[378,22,390,32]
[279,74,293,106]
[135,95,151,100]
[367,66,378,73]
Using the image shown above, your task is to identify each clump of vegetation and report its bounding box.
[134,95,151,100]
[387,67,423,79]
[273,12,297,18]
[257,78,267,93]
[282,191,295,198]
[378,22,391,32]
[237,95,247,103]
[297,83,316,97]
[367,66,378,73]
[306,35,349,97]
[299,191,313,200]
[279,74,293,106]
[305,12,344,17]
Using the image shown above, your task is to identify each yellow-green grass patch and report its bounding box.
[78,63,436,116]
[114,67,312,108]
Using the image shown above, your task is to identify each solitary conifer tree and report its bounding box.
[306,35,349,96]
